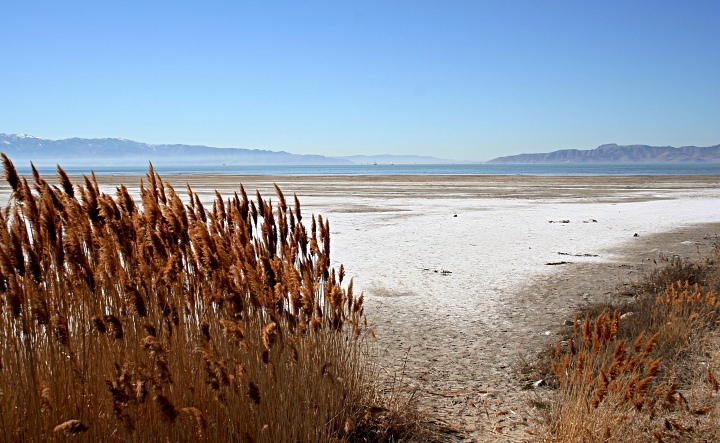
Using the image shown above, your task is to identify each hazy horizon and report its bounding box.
[2,2,719,161]
[2,132,720,166]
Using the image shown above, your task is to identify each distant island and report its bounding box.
[488,143,720,163]
[0,133,451,167]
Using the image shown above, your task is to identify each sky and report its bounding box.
[1,1,719,161]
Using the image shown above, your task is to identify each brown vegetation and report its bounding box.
[535,246,720,442]
[0,155,417,442]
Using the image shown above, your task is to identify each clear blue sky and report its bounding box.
[1,1,718,161]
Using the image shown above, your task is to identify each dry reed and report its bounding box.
[536,250,720,442]
[0,155,380,442]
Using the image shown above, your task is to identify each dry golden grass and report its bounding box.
[535,248,720,442]
[0,155,413,442]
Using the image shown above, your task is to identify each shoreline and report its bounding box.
[10,160,720,180]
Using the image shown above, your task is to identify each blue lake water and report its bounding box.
[15,162,720,177]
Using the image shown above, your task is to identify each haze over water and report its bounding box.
[13,163,720,177]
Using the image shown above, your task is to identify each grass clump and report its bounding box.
[0,155,406,442]
[535,247,720,442]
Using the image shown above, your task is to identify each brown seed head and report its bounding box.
[643,332,659,354]
[53,420,89,435]
[248,381,261,405]
[155,394,178,423]
[262,321,278,350]
[91,316,106,334]
[182,407,207,436]
[582,314,591,343]
[104,315,124,340]
[2,154,20,194]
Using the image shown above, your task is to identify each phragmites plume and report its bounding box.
[91,316,107,334]
[53,420,89,435]
[57,165,75,198]
[104,315,124,340]
[262,322,278,350]
[51,314,70,346]
[2,153,20,195]
[182,407,207,436]
[294,193,302,222]
[643,332,659,354]
[248,381,261,405]
[582,314,591,343]
[0,157,372,441]
[274,183,286,211]
[155,394,178,423]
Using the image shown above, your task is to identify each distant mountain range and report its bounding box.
[5,135,715,167]
[488,143,720,163]
[0,133,450,167]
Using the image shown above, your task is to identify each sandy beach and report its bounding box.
[6,173,720,441]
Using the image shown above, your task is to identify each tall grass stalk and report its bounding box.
[539,255,720,442]
[0,155,376,442]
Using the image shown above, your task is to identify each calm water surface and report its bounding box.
[15,163,720,177]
